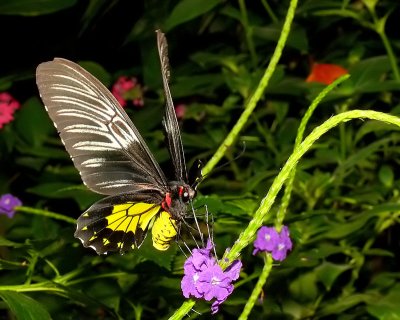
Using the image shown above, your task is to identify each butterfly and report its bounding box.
[36,30,202,254]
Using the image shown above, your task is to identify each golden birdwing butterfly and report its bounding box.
[36,30,202,254]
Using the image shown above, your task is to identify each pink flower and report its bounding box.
[111,76,144,108]
[175,104,186,119]
[0,92,20,129]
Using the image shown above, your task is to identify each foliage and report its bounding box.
[1,0,400,319]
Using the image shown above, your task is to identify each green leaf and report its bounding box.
[79,60,112,87]
[138,236,178,270]
[194,195,246,217]
[0,291,51,320]
[289,272,319,301]
[253,25,308,51]
[27,182,101,210]
[80,0,118,35]
[361,0,378,11]
[378,165,394,188]
[355,121,400,143]
[367,284,400,320]
[27,182,79,198]
[0,258,27,270]
[316,262,351,290]
[173,74,225,98]
[14,98,54,147]
[0,0,77,16]
[0,237,25,248]
[349,56,398,93]
[164,0,221,31]
[319,293,374,316]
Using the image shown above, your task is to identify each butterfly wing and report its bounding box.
[36,58,176,254]
[36,58,168,196]
[156,30,188,183]
[74,191,177,254]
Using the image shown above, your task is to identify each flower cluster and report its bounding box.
[253,226,293,261]
[0,92,20,129]
[181,240,242,314]
[306,63,348,85]
[111,76,144,108]
[0,194,22,218]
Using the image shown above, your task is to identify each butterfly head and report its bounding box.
[163,182,195,219]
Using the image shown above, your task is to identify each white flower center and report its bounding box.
[278,243,285,251]
[264,234,271,241]
[211,276,220,285]
[193,273,199,283]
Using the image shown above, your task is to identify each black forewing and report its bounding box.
[156,30,188,183]
[36,58,167,196]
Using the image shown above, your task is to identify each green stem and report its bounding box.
[170,1,298,317]
[221,110,400,268]
[377,30,400,81]
[16,206,76,224]
[239,254,273,320]
[202,0,299,178]
[0,282,65,293]
[173,108,400,318]
[260,0,278,23]
[366,5,399,81]
[238,0,257,67]
[169,299,196,320]
[276,75,350,227]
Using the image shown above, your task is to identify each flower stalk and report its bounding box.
[239,254,273,320]
[202,0,299,178]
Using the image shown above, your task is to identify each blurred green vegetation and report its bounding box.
[1,0,400,319]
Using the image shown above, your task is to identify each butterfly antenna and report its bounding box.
[156,29,188,182]
[204,205,218,259]
[200,140,247,182]
[176,239,190,258]
[190,199,204,246]
[181,215,202,250]
[171,219,191,257]
[190,308,202,316]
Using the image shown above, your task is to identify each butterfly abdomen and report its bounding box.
[152,211,178,251]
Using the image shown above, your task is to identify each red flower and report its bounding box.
[0,92,20,129]
[306,63,348,85]
[111,76,144,108]
[175,103,186,119]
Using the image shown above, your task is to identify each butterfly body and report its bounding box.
[36,31,201,255]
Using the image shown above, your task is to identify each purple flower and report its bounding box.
[181,240,242,314]
[211,299,223,314]
[253,225,293,261]
[224,259,242,281]
[271,226,293,261]
[181,239,216,299]
[181,265,203,298]
[252,226,279,255]
[0,194,22,218]
[197,264,233,301]
[191,239,215,270]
